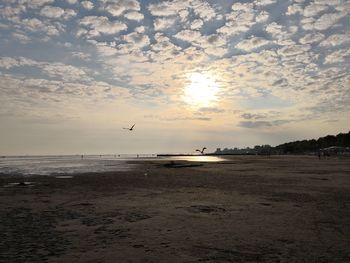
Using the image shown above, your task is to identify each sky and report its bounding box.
[0,0,349,155]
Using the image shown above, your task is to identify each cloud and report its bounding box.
[146,114,212,122]
[153,17,177,31]
[255,0,276,6]
[40,6,65,19]
[12,32,30,43]
[190,19,203,30]
[241,113,267,120]
[0,56,89,82]
[71,52,91,60]
[20,0,54,9]
[256,11,269,23]
[124,11,144,21]
[239,120,291,128]
[197,107,225,113]
[307,11,347,31]
[101,0,140,17]
[122,32,150,48]
[0,73,130,113]
[286,4,303,15]
[277,44,311,57]
[232,3,253,12]
[324,48,350,64]
[20,18,63,36]
[218,3,255,36]
[235,37,271,52]
[79,16,127,37]
[148,1,186,17]
[174,30,202,44]
[299,32,325,44]
[0,56,37,69]
[81,1,94,10]
[63,9,77,20]
[192,1,217,20]
[320,33,350,47]
[303,3,329,17]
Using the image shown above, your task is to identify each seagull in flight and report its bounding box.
[196,147,207,154]
[123,124,135,131]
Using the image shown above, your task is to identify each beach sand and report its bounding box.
[0,155,349,262]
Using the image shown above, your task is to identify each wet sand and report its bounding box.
[1,155,350,262]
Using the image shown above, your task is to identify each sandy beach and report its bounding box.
[1,155,349,262]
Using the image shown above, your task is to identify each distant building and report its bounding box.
[321,146,350,155]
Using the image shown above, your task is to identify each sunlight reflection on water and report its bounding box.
[167,156,226,162]
[0,155,225,176]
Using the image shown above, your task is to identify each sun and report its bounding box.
[184,72,219,107]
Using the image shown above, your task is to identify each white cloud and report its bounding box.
[190,19,203,30]
[312,11,347,31]
[256,11,269,23]
[218,4,255,37]
[122,32,150,48]
[101,0,140,17]
[320,33,350,47]
[174,30,202,44]
[0,56,37,69]
[124,11,144,21]
[71,52,91,60]
[232,3,253,12]
[235,37,271,52]
[277,44,311,57]
[286,4,303,15]
[255,0,276,6]
[134,26,145,33]
[21,18,62,36]
[266,22,297,45]
[63,9,77,20]
[81,1,94,10]
[303,3,329,17]
[154,17,177,31]
[95,43,118,56]
[12,32,30,43]
[299,32,325,44]
[20,0,54,9]
[66,0,77,4]
[0,6,25,20]
[79,16,127,37]
[148,1,186,17]
[324,48,350,64]
[40,6,65,18]
[192,1,217,20]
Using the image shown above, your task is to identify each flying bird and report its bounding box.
[196,147,207,154]
[123,124,135,131]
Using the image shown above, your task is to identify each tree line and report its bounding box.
[275,131,350,154]
[214,131,350,155]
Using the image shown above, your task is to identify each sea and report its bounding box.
[0,154,225,176]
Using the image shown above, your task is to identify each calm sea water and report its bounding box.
[0,155,225,176]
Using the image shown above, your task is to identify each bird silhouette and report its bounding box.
[196,147,207,154]
[123,124,135,131]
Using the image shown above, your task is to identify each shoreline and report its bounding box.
[1,156,349,262]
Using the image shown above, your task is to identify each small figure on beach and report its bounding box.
[196,147,207,155]
[123,124,135,131]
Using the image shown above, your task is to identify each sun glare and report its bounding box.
[184,72,219,107]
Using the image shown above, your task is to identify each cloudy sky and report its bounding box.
[0,0,349,155]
